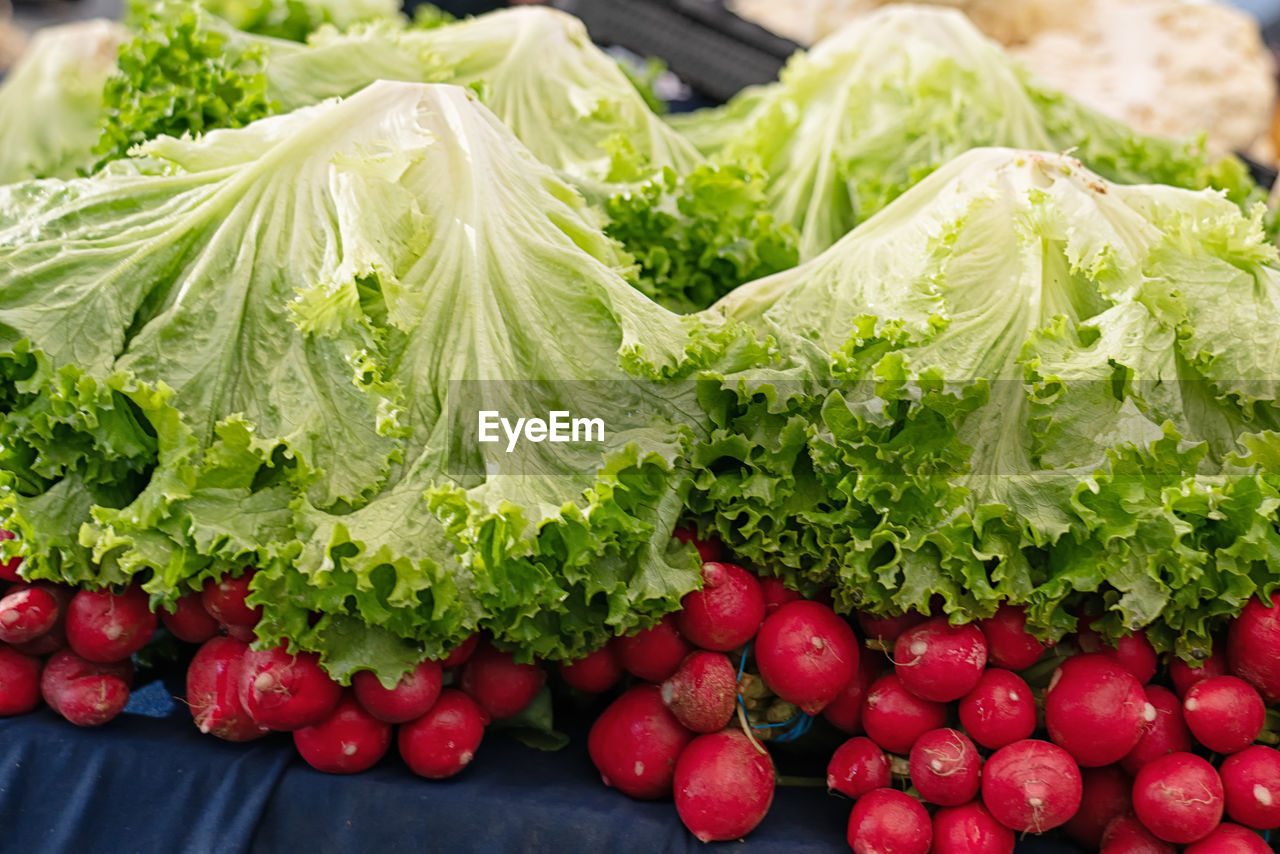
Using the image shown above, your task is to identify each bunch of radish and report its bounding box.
[1,552,159,726]
[185,603,547,780]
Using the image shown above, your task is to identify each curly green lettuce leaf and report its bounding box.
[604,164,799,313]
[689,147,1280,652]
[186,0,403,41]
[0,82,739,676]
[0,20,129,182]
[669,6,1260,260]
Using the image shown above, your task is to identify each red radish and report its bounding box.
[558,641,623,694]
[41,649,133,715]
[222,623,256,643]
[459,643,545,721]
[822,646,880,734]
[201,571,262,627]
[160,593,219,644]
[673,527,722,563]
[437,633,479,669]
[1184,823,1273,853]
[186,637,267,741]
[0,529,22,582]
[1099,632,1158,685]
[55,674,129,726]
[1063,765,1133,849]
[1101,814,1178,854]
[660,650,737,733]
[351,659,442,724]
[0,585,59,644]
[932,802,1015,854]
[861,673,948,754]
[1170,648,1229,697]
[846,788,932,854]
[677,562,765,652]
[1122,685,1192,776]
[293,692,391,774]
[0,644,40,716]
[759,577,802,615]
[893,617,987,703]
[1046,654,1149,767]
[856,610,925,643]
[65,585,157,663]
[958,668,1036,750]
[1219,745,1280,830]
[1182,676,1265,755]
[909,728,981,807]
[589,684,693,800]
[11,621,66,656]
[754,600,858,714]
[398,689,486,779]
[239,645,341,731]
[673,729,775,843]
[826,736,890,799]
[616,614,693,683]
[1132,752,1224,844]
[979,605,1044,671]
[981,739,1082,833]
[1227,592,1280,703]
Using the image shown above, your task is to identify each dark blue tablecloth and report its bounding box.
[0,680,1092,854]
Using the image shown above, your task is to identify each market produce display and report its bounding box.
[2,1,1280,851]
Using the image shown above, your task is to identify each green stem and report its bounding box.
[775,775,827,788]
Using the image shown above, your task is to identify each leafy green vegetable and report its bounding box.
[669,6,1260,260]
[0,81,746,677]
[605,164,799,313]
[0,20,129,182]
[99,5,702,186]
[688,147,1280,657]
[140,0,404,42]
[97,4,277,165]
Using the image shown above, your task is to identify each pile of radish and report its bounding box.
[7,527,1280,853]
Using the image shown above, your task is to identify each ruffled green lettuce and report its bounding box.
[669,6,1260,260]
[0,82,743,677]
[689,147,1280,656]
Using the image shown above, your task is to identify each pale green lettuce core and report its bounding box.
[0,20,129,182]
[669,6,1259,260]
[689,147,1280,657]
[0,81,741,678]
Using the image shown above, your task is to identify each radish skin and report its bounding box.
[826,736,890,799]
[822,646,880,734]
[909,728,981,807]
[41,649,134,715]
[186,637,268,742]
[459,643,545,721]
[981,739,1082,833]
[676,562,765,652]
[0,585,59,644]
[588,684,693,800]
[1182,676,1265,755]
[616,614,693,683]
[1227,593,1280,703]
[398,689,486,779]
[660,650,737,733]
[856,610,925,643]
[673,729,775,843]
[65,585,157,663]
[759,576,803,616]
[238,645,341,731]
[0,644,40,716]
[1219,745,1280,830]
[1122,685,1192,776]
[55,674,129,726]
[672,527,721,563]
[1099,631,1158,685]
[932,802,1015,854]
[1183,823,1273,853]
[160,593,219,644]
[0,530,22,583]
[200,571,262,628]
[1046,654,1148,767]
[958,668,1036,750]
[1063,765,1132,849]
[1132,752,1224,844]
[437,633,479,669]
[351,659,442,724]
[861,673,948,755]
[293,692,391,774]
[847,788,932,854]
[1169,648,1229,698]
[978,605,1044,671]
[1101,814,1178,854]
[558,641,623,694]
[893,617,987,703]
[754,600,858,714]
